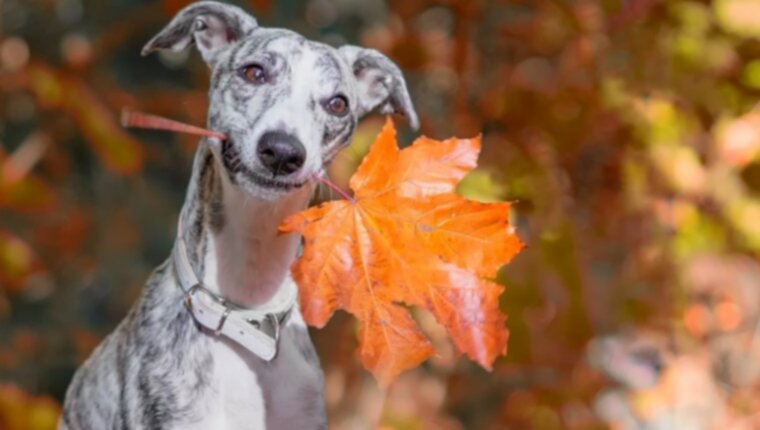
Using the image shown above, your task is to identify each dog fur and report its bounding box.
[59,2,417,428]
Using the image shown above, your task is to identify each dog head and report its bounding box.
[142,1,418,200]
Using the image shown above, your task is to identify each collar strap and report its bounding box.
[172,218,296,361]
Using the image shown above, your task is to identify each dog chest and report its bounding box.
[176,312,326,429]
[179,339,268,429]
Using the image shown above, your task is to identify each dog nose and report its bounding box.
[256,131,306,175]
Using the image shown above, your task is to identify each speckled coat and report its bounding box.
[59,1,417,428]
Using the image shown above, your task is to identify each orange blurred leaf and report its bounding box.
[0,173,54,213]
[281,118,524,385]
[0,384,60,430]
[0,140,54,212]
[0,230,41,294]
[25,64,144,175]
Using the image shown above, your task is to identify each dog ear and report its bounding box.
[142,1,257,67]
[339,46,419,130]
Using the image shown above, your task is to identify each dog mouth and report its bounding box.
[221,138,308,191]
[243,171,308,191]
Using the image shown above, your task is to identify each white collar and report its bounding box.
[172,217,297,361]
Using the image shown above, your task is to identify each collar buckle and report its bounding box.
[245,309,289,343]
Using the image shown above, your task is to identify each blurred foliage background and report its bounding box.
[1,0,760,428]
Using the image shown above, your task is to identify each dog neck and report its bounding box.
[178,142,313,307]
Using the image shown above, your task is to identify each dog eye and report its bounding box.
[325,95,349,116]
[239,64,267,84]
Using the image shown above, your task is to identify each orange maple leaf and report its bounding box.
[280,118,524,385]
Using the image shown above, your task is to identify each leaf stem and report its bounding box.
[121,109,227,140]
[315,175,355,204]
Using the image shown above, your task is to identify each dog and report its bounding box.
[59,2,418,428]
